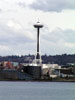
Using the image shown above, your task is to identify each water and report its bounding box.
[0,82,75,100]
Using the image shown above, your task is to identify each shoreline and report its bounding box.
[1,78,75,82]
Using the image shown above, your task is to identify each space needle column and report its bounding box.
[34,21,43,64]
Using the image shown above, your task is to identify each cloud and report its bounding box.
[0,0,37,56]
[0,0,35,12]
[17,2,26,8]
[0,21,34,45]
[30,0,75,12]
[42,28,75,43]
[40,28,75,55]
[0,8,2,12]
[0,21,36,56]
[17,0,35,7]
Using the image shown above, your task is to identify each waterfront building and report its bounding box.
[42,64,61,78]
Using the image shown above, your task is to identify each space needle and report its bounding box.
[34,21,43,64]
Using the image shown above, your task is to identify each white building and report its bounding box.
[42,64,61,78]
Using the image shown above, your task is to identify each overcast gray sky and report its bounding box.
[0,0,75,56]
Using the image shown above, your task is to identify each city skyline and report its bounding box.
[0,0,75,56]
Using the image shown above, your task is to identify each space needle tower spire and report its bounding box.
[34,21,43,64]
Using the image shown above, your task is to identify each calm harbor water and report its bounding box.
[0,81,75,100]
